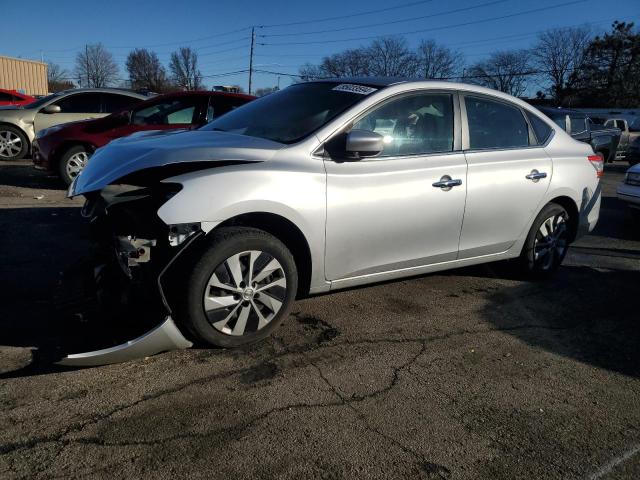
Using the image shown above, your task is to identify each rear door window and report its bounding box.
[465,96,529,150]
[102,93,141,113]
[132,97,201,125]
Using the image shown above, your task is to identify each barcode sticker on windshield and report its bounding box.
[332,84,377,95]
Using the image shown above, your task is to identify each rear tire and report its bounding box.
[59,145,91,185]
[0,125,28,160]
[177,227,298,348]
[517,202,570,278]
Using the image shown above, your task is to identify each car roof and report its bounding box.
[150,90,255,100]
[57,88,147,99]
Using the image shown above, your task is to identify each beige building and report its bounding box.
[0,56,48,96]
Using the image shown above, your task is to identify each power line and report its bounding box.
[198,45,248,58]
[259,0,435,29]
[259,0,586,46]
[105,26,252,49]
[259,0,507,38]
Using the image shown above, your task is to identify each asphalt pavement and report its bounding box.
[0,159,639,479]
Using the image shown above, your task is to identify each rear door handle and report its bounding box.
[526,170,547,181]
[432,176,462,190]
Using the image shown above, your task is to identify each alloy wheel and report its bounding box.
[203,250,287,336]
[0,130,22,159]
[533,213,568,270]
[66,151,89,178]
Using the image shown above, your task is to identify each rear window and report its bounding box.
[526,111,553,145]
[569,115,586,134]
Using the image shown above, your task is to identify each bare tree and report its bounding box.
[416,40,464,79]
[74,43,119,88]
[467,50,531,96]
[299,48,370,79]
[254,86,279,97]
[47,62,73,92]
[126,49,170,92]
[169,47,202,90]
[533,26,592,103]
[366,36,418,77]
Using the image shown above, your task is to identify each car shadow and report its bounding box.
[476,264,640,378]
[0,207,158,378]
[0,161,64,190]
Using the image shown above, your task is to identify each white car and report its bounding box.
[63,78,603,366]
[617,163,640,217]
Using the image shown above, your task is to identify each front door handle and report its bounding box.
[432,175,462,190]
[526,170,547,182]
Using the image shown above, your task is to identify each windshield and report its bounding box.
[629,118,640,132]
[200,82,377,144]
[22,92,65,109]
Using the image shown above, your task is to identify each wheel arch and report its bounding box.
[211,212,313,297]
[546,195,580,242]
[0,122,30,151]
[53,141,97,168]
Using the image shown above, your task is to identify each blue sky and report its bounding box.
[1,0,638,92]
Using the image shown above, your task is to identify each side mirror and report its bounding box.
[345,130,384,159]
[42,104,61,114]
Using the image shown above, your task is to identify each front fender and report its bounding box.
[157,164,328,292]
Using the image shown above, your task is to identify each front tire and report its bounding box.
[0,125,28,160]
[518,203,570,278]
[59,146,91,185]
[177,227,298,348]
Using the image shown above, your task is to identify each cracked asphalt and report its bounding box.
[1,160,639,479]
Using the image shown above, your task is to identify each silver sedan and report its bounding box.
[65,78,602,364]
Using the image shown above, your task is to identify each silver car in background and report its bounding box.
[65,78,602,364]
[0,88,146,160]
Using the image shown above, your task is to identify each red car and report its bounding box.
[33,90,255,184]
[0,89,35,106]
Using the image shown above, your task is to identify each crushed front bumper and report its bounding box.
[57,186,202,367]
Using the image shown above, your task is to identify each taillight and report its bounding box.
[588,154,604,178]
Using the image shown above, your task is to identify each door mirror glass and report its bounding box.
[345,130,384,158]
[42,104,61,114]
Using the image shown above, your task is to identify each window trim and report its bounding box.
[524,110,555,147]
[324,88,463,162]
[460,93,545,153]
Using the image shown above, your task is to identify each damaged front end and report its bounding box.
[58,182,201,366]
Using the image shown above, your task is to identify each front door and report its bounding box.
[458,94,552,258]
[104,96,205,141]
[34,92,104,134]
[324,91,467,281]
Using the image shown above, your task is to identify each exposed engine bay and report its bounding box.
[59,182,202,366]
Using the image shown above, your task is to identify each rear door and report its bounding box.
[101,93,143,114]
[458,94,552,258]
[34,92,103,134]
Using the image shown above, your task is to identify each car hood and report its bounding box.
[627,162,640,175]
[69,129,285,196]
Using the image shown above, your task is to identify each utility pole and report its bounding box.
[248,27,255,95]
[85,45,89,88]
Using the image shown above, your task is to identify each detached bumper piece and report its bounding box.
[57,316,192,367]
